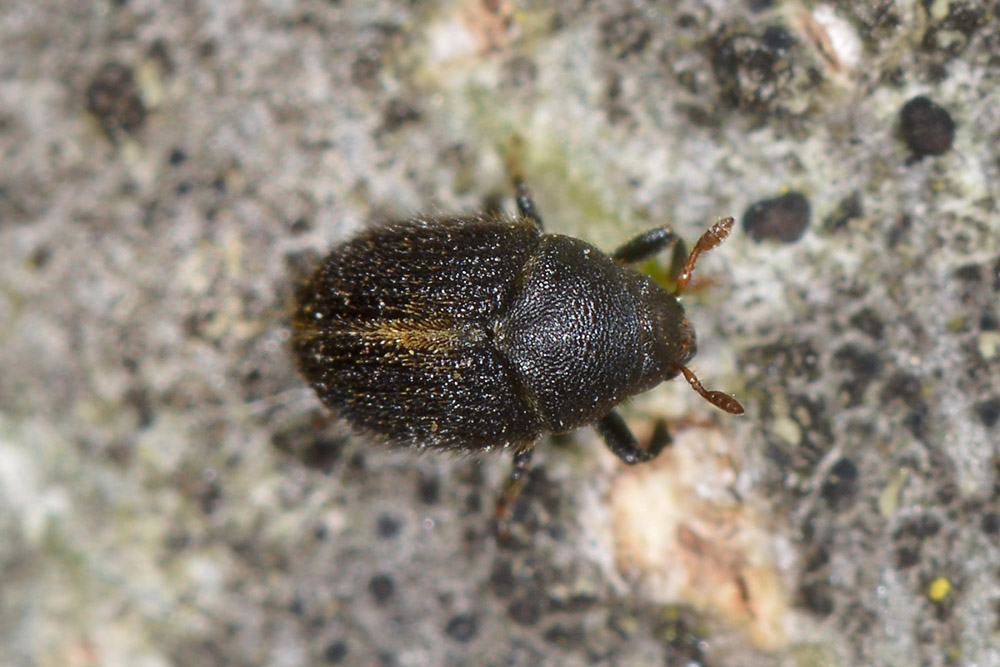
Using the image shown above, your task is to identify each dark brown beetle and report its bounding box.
[292,178,743,535]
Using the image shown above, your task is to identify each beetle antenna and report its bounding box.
[674,365,745,415]
[673,217,735,295]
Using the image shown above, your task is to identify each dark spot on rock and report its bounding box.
[849,307,884,340]
[463,491,483,515]
[457,459,484,487]
[943,3,987,36]
[198,39,217,59]
[600,11,652,59]
[709,24,797,113]
[352,49,382,90]
[975,398,1000,428]
[507,596,543,626]
[197,476,223,515]
[462,525,481,546]
[376,514,402,539]
[324,640,348,663]
[821,458,858,508]
[285,217,310,234]
[802,541,830,573]
[903,407,930,440]
[676,13,699,30]
[879,371,923,407]
[444,613,478,643]
[899,96,955,158]
[981,314,998,331]
[417,474,440,505]
[954,263,982,282]
[285,248,322,286]
[380,98,421,132]
[937,483,959,506]
[838,378,872,408]
[288,595,306,616]
[789,393,835,466]
[351,23,405,90]
[654,608,709,662]
[832,344,882,406]
[553,587,598,612]
[368,574,396,605]
[886,214,912,248]
[822,191,863,233]
[895,544,921,569]
[606,610,640,638]
[125,385,154,428]
[168,148,187,165]
[86,62,147,139]
[603,72,632,126]
[763,442,793,472]
[147,39,175,77]
[489,561,517,598]
[982,511,1000,535]
[543,623,585,647]
[297,436,345,474]
[799,580,835,616]
[500,468,564,548]
[758,392,834,486]
[742,192,811,243]
[30,245,53,269]
[895,514,942,540]
[761,25,793,53]
[743,337,821,382]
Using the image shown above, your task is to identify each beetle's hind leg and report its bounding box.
[595,410,671,465]
[504,135,544,231]
[494,446,535,539]
[514,180,544,230]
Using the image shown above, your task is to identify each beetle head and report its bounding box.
[645,287,697,381]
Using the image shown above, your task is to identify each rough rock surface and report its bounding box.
[2,2,999,665]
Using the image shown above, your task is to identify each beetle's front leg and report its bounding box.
[612,226,686,266]
[595,410,671,464]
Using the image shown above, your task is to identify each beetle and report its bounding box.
[291,178,743,535]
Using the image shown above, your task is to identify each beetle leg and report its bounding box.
[513,179,544,231]
[647,418,672,458]
[494,446,535,539]
[595,410,672,465]
[612,226,684,265]
[665,238,689,284]
[504,135,544,231]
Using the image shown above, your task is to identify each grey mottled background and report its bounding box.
[2,1,999,665]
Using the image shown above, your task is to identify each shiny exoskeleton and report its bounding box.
[292,180,743,535]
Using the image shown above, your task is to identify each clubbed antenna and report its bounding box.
[673,217,735,295]
[675,365,745,415]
